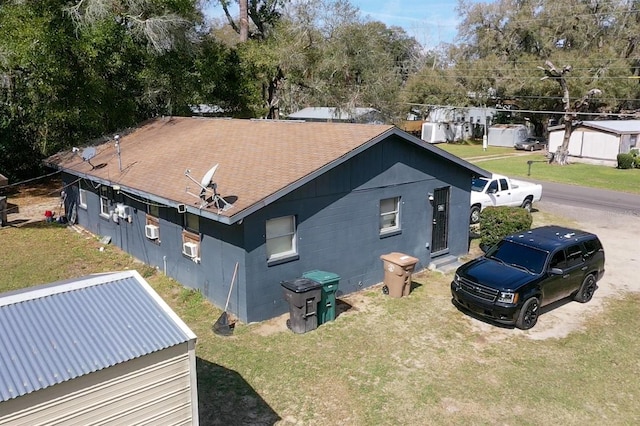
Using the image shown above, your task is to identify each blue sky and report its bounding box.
[351,0,464,48]
[205,1,475,49]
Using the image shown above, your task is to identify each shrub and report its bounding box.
[479,206,533,251]
[631,149,640,169]
[617,153,635,169]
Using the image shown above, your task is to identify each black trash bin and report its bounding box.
[281,278,322,334]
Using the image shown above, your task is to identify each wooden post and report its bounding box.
[0,196,7,227]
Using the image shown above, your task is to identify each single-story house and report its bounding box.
[44,117,490,322]
[0,270,199,425]
[548,120,640,166]
[426,106,496,126]
[287,107,384,123]
[488,124,531,147]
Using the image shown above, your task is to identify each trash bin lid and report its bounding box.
[380,252,419,267]
[302,270,340,284]
[281,278,322,293]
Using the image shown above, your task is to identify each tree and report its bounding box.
[539,61,601,165]
[0,0,246,180]
[217,0,285,40]
[452,0,639,121]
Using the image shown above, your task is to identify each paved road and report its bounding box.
[527,179,640,217]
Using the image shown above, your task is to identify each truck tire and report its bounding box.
[470,205,481,224]
[516,297,540,330]
[521,198,532,212]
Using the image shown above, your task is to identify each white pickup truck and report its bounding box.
[470,174,542,223]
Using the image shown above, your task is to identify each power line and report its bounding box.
[405,103,640,118]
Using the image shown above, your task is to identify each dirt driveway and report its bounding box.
[468,201,640,340]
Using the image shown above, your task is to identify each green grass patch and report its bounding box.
[437,143,640,195]
[436,142,515,159]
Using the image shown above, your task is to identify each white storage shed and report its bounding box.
[487,124,530,147]
[0,270,199,426]
[548,120,640,166]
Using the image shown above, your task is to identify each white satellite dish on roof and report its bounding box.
[73,146,97,169]
[200,164,219,189]
[184,164,233,212]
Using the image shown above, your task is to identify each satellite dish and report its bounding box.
[81,147,97,169]
[200,164,219,188]
[81,147,96,162]
[184,163,233,212]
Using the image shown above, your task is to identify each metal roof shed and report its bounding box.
[548,120,640,166]
[488,124,530,147]
[0,270,198,426]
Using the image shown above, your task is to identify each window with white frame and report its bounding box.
[78,187,87,209]
[379,197,400,234]
[266,216,297,260]
[99,196,110,217]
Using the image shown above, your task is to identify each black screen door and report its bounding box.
[431,187,450,253]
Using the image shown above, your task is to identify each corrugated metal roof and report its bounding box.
[288,107,378,120]
[549,120,640,134]
[0,271,195,402]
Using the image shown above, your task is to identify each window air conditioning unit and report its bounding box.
[183,242,199,259]
[145,224,159,240]
[116,204,131,219]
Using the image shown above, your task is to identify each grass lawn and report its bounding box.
[2,196,640,424]
[438,142,640,195]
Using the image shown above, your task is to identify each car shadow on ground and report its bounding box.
[451,295,580,330]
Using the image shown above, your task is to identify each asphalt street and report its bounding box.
[528,179,640,217]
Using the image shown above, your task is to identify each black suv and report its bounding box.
[451,226,605,329]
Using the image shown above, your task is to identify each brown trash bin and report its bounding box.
[380,252,419,298]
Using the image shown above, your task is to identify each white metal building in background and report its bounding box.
[287,107,384,123]
[0,270,199,426]
[548,120,640,166]
[487,124,531,147]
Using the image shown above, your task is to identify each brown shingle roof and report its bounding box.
[47,117,395,221]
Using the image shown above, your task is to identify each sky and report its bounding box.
[351,0,464,49]
[205,1,476,50]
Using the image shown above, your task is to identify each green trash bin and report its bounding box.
[303,270,340,325]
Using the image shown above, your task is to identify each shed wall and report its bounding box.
[549,128,621,164]
[0,343,195,426]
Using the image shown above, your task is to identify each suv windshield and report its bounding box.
[485,240,548,274]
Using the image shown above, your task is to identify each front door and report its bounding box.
[431,187,450,253]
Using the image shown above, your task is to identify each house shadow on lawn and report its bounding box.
[196,357,281,425]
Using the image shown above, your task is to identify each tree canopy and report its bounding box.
[2,0,640,180]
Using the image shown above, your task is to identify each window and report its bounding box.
[549,250,566,270]
[565,244,584,268]
[78,186,87,209]
[266,216,297,261]
[185,212,199,233]
[148,203,159,217]
[379,197,400,234]
[99,196,110,217]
